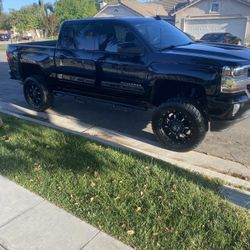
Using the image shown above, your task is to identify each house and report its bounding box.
[160,0,191,15]
[95,0,169,20]
[172,0,250,45]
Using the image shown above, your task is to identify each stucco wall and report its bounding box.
[175,0,250,45]
[220,0,250,16]
[95,5,140,17]
[175,1,210,28]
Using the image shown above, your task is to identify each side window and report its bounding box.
[75,23,101,51]
[59,24,75,50]
[210,0,220,13]
[100,23,140,53]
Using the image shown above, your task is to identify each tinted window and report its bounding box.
[100,23,140,53]
[59,24,75,49]
[133,20,191,50]
[75,23,101,51]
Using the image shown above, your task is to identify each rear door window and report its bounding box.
[75,22,102,51]
[58,23,75,49]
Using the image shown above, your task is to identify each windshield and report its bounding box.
[133,19,192,50]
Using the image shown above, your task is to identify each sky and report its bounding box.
[2,0,148,12]
[3,0,56,12]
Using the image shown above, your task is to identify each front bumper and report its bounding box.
[208,92,250,131]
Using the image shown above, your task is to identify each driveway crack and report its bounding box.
[79,230,101,250]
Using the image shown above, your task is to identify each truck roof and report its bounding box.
[63,17,159,25]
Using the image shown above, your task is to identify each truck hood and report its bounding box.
[163,42,250,64]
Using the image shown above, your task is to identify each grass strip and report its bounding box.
[0,44,7,51]
[0,113,249,250]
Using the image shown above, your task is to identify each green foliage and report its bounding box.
[9,5,41,33]
[0,0,3,15]
[0,13,12,31]
[55,0,97,24]
[0,0,97,36]
[0,44,7,51]
[7,2,57,36]
[38,2,58,37]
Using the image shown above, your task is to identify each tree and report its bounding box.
[0,13,11,31]
[38,1,58,37]
[10,5,40,33]
[0,0,3,15]
[55,0,97,24]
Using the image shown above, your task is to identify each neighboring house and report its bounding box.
[95,0,169,19]
[160,0,190,14]
[172,0,250,45]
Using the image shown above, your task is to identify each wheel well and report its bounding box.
[21,63,44,80]
[151,80,207,107]
[151,80,209,131]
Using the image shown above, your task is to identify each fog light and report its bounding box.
[232,104,241,117]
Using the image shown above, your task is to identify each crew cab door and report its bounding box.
[55,21,100,91]
[93,22,149,99]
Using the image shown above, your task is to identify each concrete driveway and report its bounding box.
[1,51,250,167]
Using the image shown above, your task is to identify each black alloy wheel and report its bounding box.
[152,98,207,152]
[23,75,53,112]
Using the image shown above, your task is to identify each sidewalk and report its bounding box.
[0,175,132,250]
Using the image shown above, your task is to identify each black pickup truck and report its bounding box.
[7,17,250,152]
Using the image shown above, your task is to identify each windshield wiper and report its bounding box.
[181,42,194,46]
[159,45,177,51]
[159,42,193,51]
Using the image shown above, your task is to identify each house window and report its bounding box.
[210,0,220,13]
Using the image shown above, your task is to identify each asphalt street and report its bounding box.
[0,51,250,167]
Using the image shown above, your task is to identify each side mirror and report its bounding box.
[117,42,144,56]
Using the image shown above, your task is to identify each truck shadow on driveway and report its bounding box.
[220,186,250,210]
[51,94,155,143]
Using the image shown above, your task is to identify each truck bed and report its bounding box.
[12,40,57,48]
[7,40,58,80]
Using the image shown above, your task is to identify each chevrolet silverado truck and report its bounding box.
[7,17,250,152]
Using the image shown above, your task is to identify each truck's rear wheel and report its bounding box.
[152,98,207,152]
[23,75,53,112]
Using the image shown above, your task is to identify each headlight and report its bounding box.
[221,66,249,93]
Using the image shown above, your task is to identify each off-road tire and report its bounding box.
[152,98,207,152]
[23,75,53,112]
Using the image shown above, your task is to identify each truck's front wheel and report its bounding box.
[23,75,53,112]
[152,98,207,152]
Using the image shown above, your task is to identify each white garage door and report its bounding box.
[184,17,247,42]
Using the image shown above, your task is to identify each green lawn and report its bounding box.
[0,44,7,51]
[0,113,249,250]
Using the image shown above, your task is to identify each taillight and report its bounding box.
[6,51,13,63]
